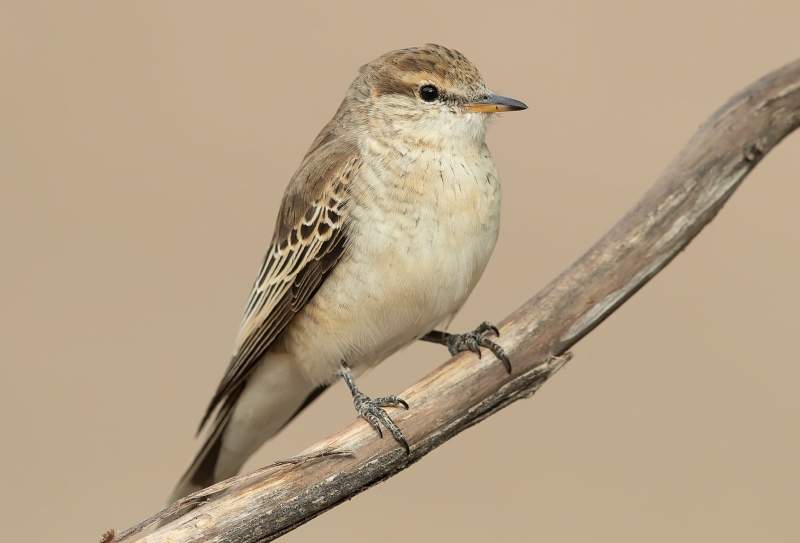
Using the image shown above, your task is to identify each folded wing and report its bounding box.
[197,139,361,436]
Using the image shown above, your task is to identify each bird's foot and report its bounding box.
[446,321,511,373]
[352,392,410,453]
[339,362,410,453]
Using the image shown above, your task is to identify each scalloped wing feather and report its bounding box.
[197,141,360,434]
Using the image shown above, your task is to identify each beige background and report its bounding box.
[2,1,799,542]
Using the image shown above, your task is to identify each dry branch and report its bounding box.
[112,58,800,542]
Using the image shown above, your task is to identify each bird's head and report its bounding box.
[347,44,527,147]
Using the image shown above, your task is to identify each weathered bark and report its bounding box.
[110,58,800,542]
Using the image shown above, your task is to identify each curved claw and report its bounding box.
[373,408,410,454]
[341,364,410,453]
[363,411,384,438]
[396,434,410,454]
[354,395,410,453]
[479,337,512,374]
[444,321,511,373]
[375,396,410,410]
[475,321,500,337]
[470,342,483,357]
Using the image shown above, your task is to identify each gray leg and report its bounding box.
[420,321,511,373]
[338,363,410,453]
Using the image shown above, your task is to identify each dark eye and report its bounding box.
[419,84,439,102]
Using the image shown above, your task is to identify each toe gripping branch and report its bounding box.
[338,363,410,453]
[420,321,512,373]
[337,321,511,454]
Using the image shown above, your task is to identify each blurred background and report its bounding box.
[2,1,799,541]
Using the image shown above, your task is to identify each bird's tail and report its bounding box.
[169,353,325,503]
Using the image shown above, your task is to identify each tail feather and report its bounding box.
[170,383,243,502]
[169,354,321,503]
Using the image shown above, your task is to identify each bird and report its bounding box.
[170,43,527,502]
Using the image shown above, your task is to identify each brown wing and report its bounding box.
[197,139,361,434]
